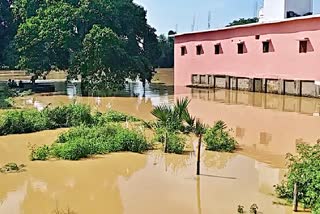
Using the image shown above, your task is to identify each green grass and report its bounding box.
[30,124,150,161]
[0,104,141,136]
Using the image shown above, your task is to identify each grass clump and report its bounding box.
[0,104,141,136]
[29,144,51,161]
[43,104,93,128]
[94,110,140,125]
[166,133,186,154]
[31,125,149,161]
[204,121,237,152]
[0,110,48,135]
[0,163,26,173]
[153,128,186,154]
[275,143,320,213]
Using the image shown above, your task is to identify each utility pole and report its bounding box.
[191,14,196,31]
[208,11,212,29]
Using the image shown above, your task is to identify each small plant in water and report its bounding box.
[237,205,245,213]
[204,120,238,152]
[53,206,76,214]
[0,163,26,173]
[250,204,258,214]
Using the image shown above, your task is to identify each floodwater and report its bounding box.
[0,69,318,213]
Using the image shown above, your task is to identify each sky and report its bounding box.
[133,0,320,35]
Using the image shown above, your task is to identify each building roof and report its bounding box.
[173,14,320,37]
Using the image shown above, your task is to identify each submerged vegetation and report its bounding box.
[275,143,320,213]
[204,121,237,152]
[30,125,149,161]
[0,85,14,109]
[0,163,26,174]
[150,98,235,154]
[0,104,140,136]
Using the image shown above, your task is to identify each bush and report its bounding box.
[275,143,320,213]
[29,144,51,161]
[31,125,149,161]
[153,128,186,154]
[204,121,237,152]
[0,104,142,136]
[93,110,140,124]
[166,133,186,154]
[0,110,48,135]
[43,104,93,128]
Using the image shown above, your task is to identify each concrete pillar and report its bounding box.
[249,79,254,92]
[315,83,320,97]
[212,75,216,88]
[225,76,231,89]
[262,79,267,93]
[294,80,302,96]
[278,79,285,95]
[231,77,238,90]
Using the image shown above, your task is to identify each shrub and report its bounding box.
[275,143,320,213]
[43,104,93,128]
[0,110,48,135]
[0,85,17,109]
[31,125,149,161]
[166,133,186,154]
[29,144,51,161]
[93,110,140,124]
[153,128,186,154]
[204,121,237,152]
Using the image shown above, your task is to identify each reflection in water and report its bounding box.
[196,177,202,214]
[0,129,307,214]
[188,87,320,116]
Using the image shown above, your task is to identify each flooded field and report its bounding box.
[0,69,318,213]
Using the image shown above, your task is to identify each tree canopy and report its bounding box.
[226,17,259,27]
[1,0,162,91]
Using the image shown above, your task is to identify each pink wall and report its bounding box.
[174,16,320,86]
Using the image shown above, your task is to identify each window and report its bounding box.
[299,40,307,53]
[214,44,221,55]
[263,41,270,53]
[255,35,260,40]
[196,45,204,55]
[181,46,187,56]
[238,43,244,54]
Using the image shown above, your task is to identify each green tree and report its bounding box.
[0,0,17,67]
[15,2,78,81]
[70,25,129,92]
[226,17,259,27]
[13,0,160,90]
[157,31,175,68]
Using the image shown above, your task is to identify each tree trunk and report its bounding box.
[293,183,298,212]
[196,134,202,175]
[164,131,168,153]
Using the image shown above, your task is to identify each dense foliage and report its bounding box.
[203,121,237,152]
[156,31,175,68]
[30,125,149,160]
[150,98,193,153]
[275,143,320,213]
[1,0,161,91]
[0,85,14,108]
[0,104,140,135]
[226,17,259,27]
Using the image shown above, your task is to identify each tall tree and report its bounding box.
[13,0,160,90]
[0,0,16,67]
[70,25,129,92]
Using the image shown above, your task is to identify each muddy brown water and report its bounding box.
[0,69,317,213]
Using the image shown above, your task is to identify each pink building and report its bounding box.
[174,15,320,97]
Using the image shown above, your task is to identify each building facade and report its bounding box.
[174,15,320,97]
